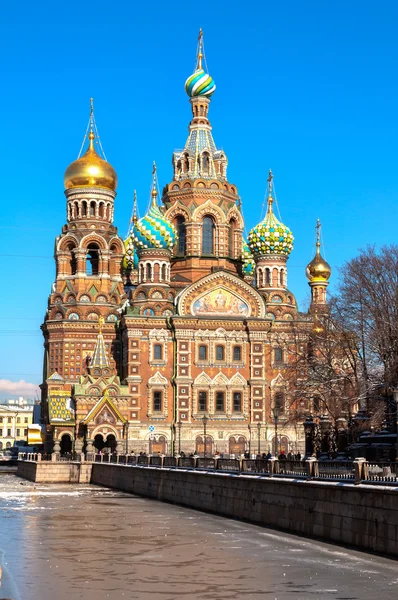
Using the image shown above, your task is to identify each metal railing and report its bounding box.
[17,453,398,486]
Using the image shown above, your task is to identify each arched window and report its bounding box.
[161,263,167,281]
[280,269,285,286]
[233,392,242,412]
[266,268,271,285]
[198,391,207,412]
[274,347,283,363]
[229,218,237,258]
[99,203,104,218]
[202,152,210,174]
[82,201,87,217]
[90,201,96,217]
[202,216,215,254]
[216,392,225,412]
[146,263,152,280]
[275,392,284,412]
[86,244,99,275]
[176,216,186,256]
[183,153,189,173]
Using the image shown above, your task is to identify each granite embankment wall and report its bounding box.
[17,461,92,483]
[91,463,398,556]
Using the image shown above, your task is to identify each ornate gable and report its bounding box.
[82,390,127,425]
[177,271,265,318]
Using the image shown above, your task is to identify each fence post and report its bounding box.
[268,457,278,476]
[37,453,42,462]
[306,457,318,479]
[353,457,366,484]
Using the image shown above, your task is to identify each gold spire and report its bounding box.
[197,28,203,70]
[64,99,117,191]
[132,190,138,224]
[306,219,331,282]
[267,169,274,212]
[151,161,158,206]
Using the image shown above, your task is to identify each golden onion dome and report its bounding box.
[306,242,331,282]
[64,131,117,191]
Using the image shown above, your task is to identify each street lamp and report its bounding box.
[202,415,208,458]
[272,407,279,457]
[257,422,261,456]
[177,420,182,455]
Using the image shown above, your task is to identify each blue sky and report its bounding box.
[0,0,397,397]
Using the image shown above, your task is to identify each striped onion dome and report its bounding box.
[248,197,294,257]
[242,240,255,276]
[132,192,176,251]
[185,68,216,97]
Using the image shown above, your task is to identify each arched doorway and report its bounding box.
[229,436,246,457]
[94,434,105,453]
[60,434,73,456]
[105,434,117,454]
[149,435,167,455]
[195,435,213,457]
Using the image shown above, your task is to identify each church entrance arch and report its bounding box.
[94,434,105,453]
[228,436,246,457]
[60,434,72,456]
[105,434,117,454]
[195,435,213,457]
[149,435,167,455]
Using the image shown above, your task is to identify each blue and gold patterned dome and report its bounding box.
[248,172,294,257]
[185,29,216,98]
[242,240,255,276]
[133,188,176,251]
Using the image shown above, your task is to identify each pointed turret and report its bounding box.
[173,29,227,182]
[90,316,110,371]
[306,219,331,311]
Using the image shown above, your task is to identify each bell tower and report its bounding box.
[162,29,244,285]
[42,100,126,383]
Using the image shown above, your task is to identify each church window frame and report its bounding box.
[274,347,283,364]
[202,216,215,255]
[215,391,225,412]
[215,345,225,362]
[198,391,207,412]
[153,391,162,412]
[198,344,208,361]
[176,216,186,256]
[233,392,242,412]
[86,243,100,276]
[233,345,242,362]
[153,344,163,361]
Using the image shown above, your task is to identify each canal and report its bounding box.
[0,474,397,599]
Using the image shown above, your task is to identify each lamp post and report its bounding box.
[202,415,208,458]
[272,407,279,457]
[257,422,261,456]
[177,420,182,455]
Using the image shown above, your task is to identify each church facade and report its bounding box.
[40,33,331,457]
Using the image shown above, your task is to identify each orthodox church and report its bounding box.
[40,32,331,457]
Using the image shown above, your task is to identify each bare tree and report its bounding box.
[334,245,398,411]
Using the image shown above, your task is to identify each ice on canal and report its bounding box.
[0,474,397,600]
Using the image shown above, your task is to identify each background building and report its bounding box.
[40,33,331,457]
[0,404,34,451]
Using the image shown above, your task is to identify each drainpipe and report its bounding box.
[167,316,178,456]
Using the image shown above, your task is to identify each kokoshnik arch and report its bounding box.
[40,31,332,457]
